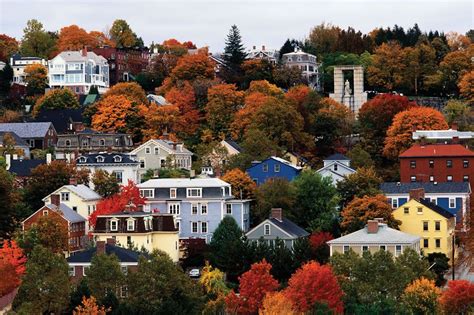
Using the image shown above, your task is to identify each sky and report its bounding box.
[0,0,472,53]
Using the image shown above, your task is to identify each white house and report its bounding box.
[10,53,48,85]
[282,48,321,90]
[42,180,101,232]
[317,153,356,185]
[48,48,109,95]
[76,153,139,187]
[247,45,279,64]
[130,139,193,182]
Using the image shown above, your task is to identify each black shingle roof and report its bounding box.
[269,218,309,238]
[324,153,349,161]
[31,108,84,134]
[224,139,242,152]
[381,182,471,194]
[67,244,145,263]
[9,159,45,176]
[76,153,138,165]
[418,199,455,219]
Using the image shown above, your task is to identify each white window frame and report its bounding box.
[191,204,198,215]
[449,198,455,209]
[154,147,159,155]
[121,266,128,275]
[69,266,75,277]
[201,204,208,215]
[264,224,271,235]
[395,245,402,256]
[170,188,177,199]
[139,159,145,169]
[61,192,70,201]
[127,219,135,231]
[145,147,151,154]
[191,222,198,233]
[447,175,453,182]
[96,156,105,162]
[83,266,89,276]
[114,156,122,162]
[113,171,123,183]
[391,198,398,208]
[274,164,280,172]
[379,245,386,251]
[226,204,232,215]
[262,164,268,172]
[168,202,180,215]
[186,188,202,198]
[110,219,118,231]
[362,245,369,252]
[140,189,154,198]
[343,245,350,254]
[201,221,208,233]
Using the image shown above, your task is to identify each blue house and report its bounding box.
[246,156,302,185]
[137,178,250,243]
[381,182,471,228]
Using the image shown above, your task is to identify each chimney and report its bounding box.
[253,45,256,50]
[190,169,195,178]
[46,153,52,164]
[270,208,283,221]
[451,123,458,131]
[5,154,11,170]
[367,220,379,233]
[81,46,87,57]
[96,241,106,254]
[12,154,18,160]
[51,194,60,208]
[107,147,112,153]
[409,188,425,201]
[452,136,460,144]
[106,238,116,246]
[69,177,77,186]
[262,45,266,51]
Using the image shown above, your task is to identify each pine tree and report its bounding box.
[223,25,246,68]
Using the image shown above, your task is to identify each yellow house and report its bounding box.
[92,211,180,262]
[393,198,455,257]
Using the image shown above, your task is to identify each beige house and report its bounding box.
[327,219,421,257]
[42,180,101,232]
[92,211,179,262]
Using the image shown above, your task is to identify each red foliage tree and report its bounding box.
[165,81,201,137]
[284,261,344,314]
[89,180,146,228]
[0,240,26,276]
[439,280,474,314]
[0,260,19,296]
[225,259,279,315]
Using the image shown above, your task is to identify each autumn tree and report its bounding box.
[284,261,344,314]
[259,292,300,315]
[443,99,473,130]
[0,34,19,62]
[308,22,341,55]
[102,81,148,104]
[401,278,440,314]
[0,240,26,295]
[221,168,256,199]
[87,253,125,303]
[0,167,20,239]
[341,194,400,232]
[241,59,274,89]
[368,42,405,91]
[92,169,120,198]
[19,214,69,255]
[89,31,115,48]
[458,70,474,105]
[74,296,110,315]
[24,63,48,96]
[254,178,296,223]
[199,262,230,298]
[139,103,180,140]
[0,259,18,296]
[57,25,95,51]
[20,19,56,59]
[439,280,474,314]
[225,260,279,315]
[165,82,201,138]
[383,107,449,159]
[402,43,437,95]
[109,19,139,48]
[13,246,70,314]
[230,92,273,140]
[309,232,333,264]
[33,88,80,117]
[336,167,383,207]
[163,53,215,89]
[205,83,244,136]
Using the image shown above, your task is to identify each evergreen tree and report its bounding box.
[223,25,246,68]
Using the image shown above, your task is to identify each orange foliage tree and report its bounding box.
[284,261,344,314]
[340,194,400,232]
[230,92,272,140]
[165,82,200,137]
[383,107,449,159]
[167,53,215,87]
[221,168,257,199]
[92,95,133,132]
[102,82,148,105]
[57,25,95,51]
[401,278,440,314]
[0,240,26,276]
[89,180,146,228]
[439,280,474,314]
[205,83,244,136]
[139,103,180,140]
[0,34,19,62]
[74,296,110,315]
[0,259,19,296]
[89,31,115,48]
[259,292,300,315]
[225,260,279,315]
[458,70,474,105]
[247,80,284,97]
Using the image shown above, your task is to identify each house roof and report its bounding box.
[9,159,45,176]
[222,139,242,152]
[269,218,309,238]
[138,177,230,188]
[130,139,193,155]
[43,184,101,202]
[327,223,420,245]
[67,244,144,263]
[54,50,107,64]
[417,199,455,219]
[46,203,86,223]
[95,211,177,232]
[0,122,53,138]
[254,156,302,170]
[147,94,169,106]
[317,161,356,174]
[324,153,350,161]
[0,131,28,146]
[399,144,474,158]
[412,129,474,140]
[31,108,83,134]
[381,182,471,194]
[78,94,100,106]
[76,153,138,165]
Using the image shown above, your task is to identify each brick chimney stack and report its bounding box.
[451,123,458,131]
[81,46,87,57]
[270,208,283,221]
[69,177,77,186]
[51,194,60,208]
[409,188,425,201]
[96,241,106,254]
[367,220,379,233]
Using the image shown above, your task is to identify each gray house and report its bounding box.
[130,139,193,182]
[0,122,57,150]
[246,208,309,248]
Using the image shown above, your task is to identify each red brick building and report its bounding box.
[92,47,150,85]
[399,144,474,188]
[22,194,86,252]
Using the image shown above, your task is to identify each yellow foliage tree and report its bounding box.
[401,278,441,315]
[199,262,229,297]
[458,70,474,105]
[259,292,301,315]
[74,296,110,315]
[221,168,257,199]
[92,95,132,132]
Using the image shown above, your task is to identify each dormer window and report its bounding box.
[96,156,105,163]
[65,139,71,147]
[78,156,87,163]
[127,219,135,231]
[99,139,105,146]
[187,188,202,198]
[114,155,122,163]
[333,164,338,171]
[110,219,118,231]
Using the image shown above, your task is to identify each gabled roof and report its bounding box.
[249,156,302,171]
[67,244,144,264]
[413,129,474,140]
[327,223,420,245]
[43,184,101,202]
[324,153,350,161]
[147,94,169,106]
[79,94,100,106]
[45,203,86,223]
[269,218,309,238]
[417,199,455,219]
[0,122,53,138]
[222,139,242,152]
[76,153,138,165]
[138,177,230,188]
[0,131,28,146]
[317,160,356,174]
[53,50,107,64]
[9,159,45,176]
[381,182,471,194]
[130,139,193,155]
[399,144,474,158]
[31,108,83,134]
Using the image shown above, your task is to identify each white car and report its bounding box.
[188,268,200,278]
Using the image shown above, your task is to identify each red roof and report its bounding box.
[400,144,474,158]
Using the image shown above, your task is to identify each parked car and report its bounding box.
[188,268,200,278]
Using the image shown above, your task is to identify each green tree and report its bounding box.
[13,246,70,314]
[128,250,204,314]
[109,19,139,48]
[346,144,374,169]
[427,252,450,286]
[92,169,120,198]
[20,19,56,59]
[87,252,125,303]
[33,88,80,117]
[443,100,473,131]
[0,62,13,96]
[0,167,19,239]
[336,166,382,207]
[68,278,91,313]
[254,178,296,224]
[209,216,247,282]
[223,25,247,69]
[293,171,339,232]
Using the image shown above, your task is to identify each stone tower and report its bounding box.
[329,65,367,115]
